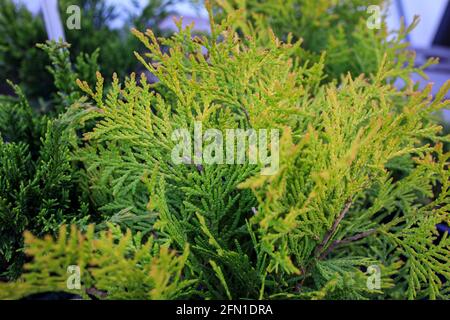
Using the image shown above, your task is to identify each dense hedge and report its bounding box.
[0,0,449,299]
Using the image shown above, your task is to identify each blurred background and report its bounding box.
[4,0,450,119]
[384,0,450,120]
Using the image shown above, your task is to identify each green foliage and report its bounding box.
[0,224,195,300]
[0,0,52,98]
[0,43,97,280]
[0,114,91,279]
[212,0,435,83]
[238,78,450,299]
[0,0,449,300]
[57,0,177,80]
[0,0,177,100]
[36,41,100,114]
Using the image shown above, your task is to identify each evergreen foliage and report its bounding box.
[0,225,194,300]
[0,43,96,280]
[0,0,51,97]
[0,0,178,100]
[0,0,449,300]
[212,0,433,82]
[57,0,177,80]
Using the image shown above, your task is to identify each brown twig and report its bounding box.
[318,228,377,260]
[314,198,353,258]
[298,198,376,290]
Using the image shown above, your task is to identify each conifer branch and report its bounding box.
[318,228,377,260]
[298,199,354,289]
[315,198,353,258]
[2,0,450,300]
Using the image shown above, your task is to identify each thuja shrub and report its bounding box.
[0,89,91,280]
[57,0,177,81]
[0,0,51,97]
[1,2,449,299]
[0,42,98,280]
[0,0,177,100]
[0,225,194,300]
[212,0,429,82]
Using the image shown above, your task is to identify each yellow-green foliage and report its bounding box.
[1,1,449,300]
[0,225,194,300]
[212,0,435,83]
[71,6,449,299]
